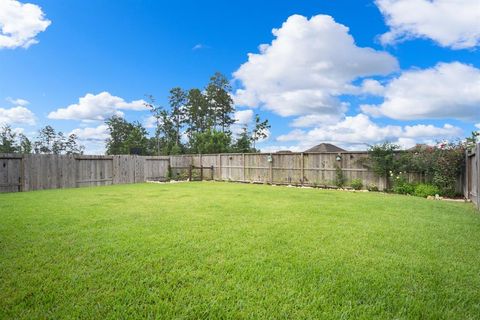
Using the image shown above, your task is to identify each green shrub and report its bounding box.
[367,183,379,192]
[414,184,440,198]
[392,173,415,195]
[350,179,363,190]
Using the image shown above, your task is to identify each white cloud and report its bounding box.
[144,116,157,129]
[290,114,343,128]
[359,79,385,96]
[69,125,110,155]
[234,109,254,125]
[233,14,398,117]
[6,97,29,106]
[0,106,36,125]
[192,43,208,50]
[48,92,147,121]
[376,0,480,49]
[402,124,462,138]
[276,114,462,150]
[230,109,254,135]
[69,124,109,141]
[476,123,480,129]
[0,0,51,49]
[361,62,480,121]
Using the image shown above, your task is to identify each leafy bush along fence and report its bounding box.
[0,152,431,193]
[465,143,480,209]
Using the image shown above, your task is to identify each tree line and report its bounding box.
[0,125,84,155]
[0,72,270,156]
[105,72,270,155]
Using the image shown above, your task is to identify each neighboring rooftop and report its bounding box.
[407,144,431,151]
[304,143,346,153]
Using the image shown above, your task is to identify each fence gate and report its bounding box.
[0,155,22,193]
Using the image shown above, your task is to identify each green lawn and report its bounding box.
[1,182,480,319]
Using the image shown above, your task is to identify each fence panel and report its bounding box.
[75,156,113,187]
[0,154,22,193]
[466,143,479,208]
[23,154,77,191]
[144,157,170,181]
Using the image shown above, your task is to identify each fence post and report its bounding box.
[218,154,222,181]
[200,165,203,181]
[20,154,25,192]
[242,153,246,182]
[269,153,273,184]
[300,153,304,186]
[477,143,480,209]
[189,165,192,181]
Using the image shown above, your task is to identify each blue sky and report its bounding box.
[1,0,479,153]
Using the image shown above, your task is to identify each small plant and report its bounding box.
[350,179,363,190]
[392,172,415,195]
[414,184,440,198]
[334,165,346,188]
[367,184,379,192]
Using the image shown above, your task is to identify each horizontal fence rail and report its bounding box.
[0,151,464,195]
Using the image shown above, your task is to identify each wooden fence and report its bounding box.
[1,151,425,193]
[0,154,170,192]
[465,143,480,209]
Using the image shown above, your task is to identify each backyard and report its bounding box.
[1,182,480,319]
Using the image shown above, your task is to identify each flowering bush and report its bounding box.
[367,141,465,197]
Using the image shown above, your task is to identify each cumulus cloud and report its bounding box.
[276,114,462,150]
[361,62,480,121]
[376,0,480,49]
[0,106,36,125]
[69,124,110,155]
[233,14,398,118]
[234,109,254,125]
[48,92,147,121]
[69,124,109,141]
[144,116,157,129]
[290,114,344,128]
[0,0,51,49]
[359,79,385,96]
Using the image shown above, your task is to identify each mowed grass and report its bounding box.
[1,182,480,319]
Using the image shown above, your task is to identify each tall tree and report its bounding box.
[18,134,32,154]
[105,116,150,155]
[168,87,187,146]
[205,72,235,133]
[185,88,209,137]
[144,95,163,155]
[0,125,19,153]
[34,125,57,154]
[251,114,270,151]
[65,134,84,155]
[190,129,232,154]
[232,126,253,153]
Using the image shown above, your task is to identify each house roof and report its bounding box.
[304,143,346,153]
[407,144,431,151]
